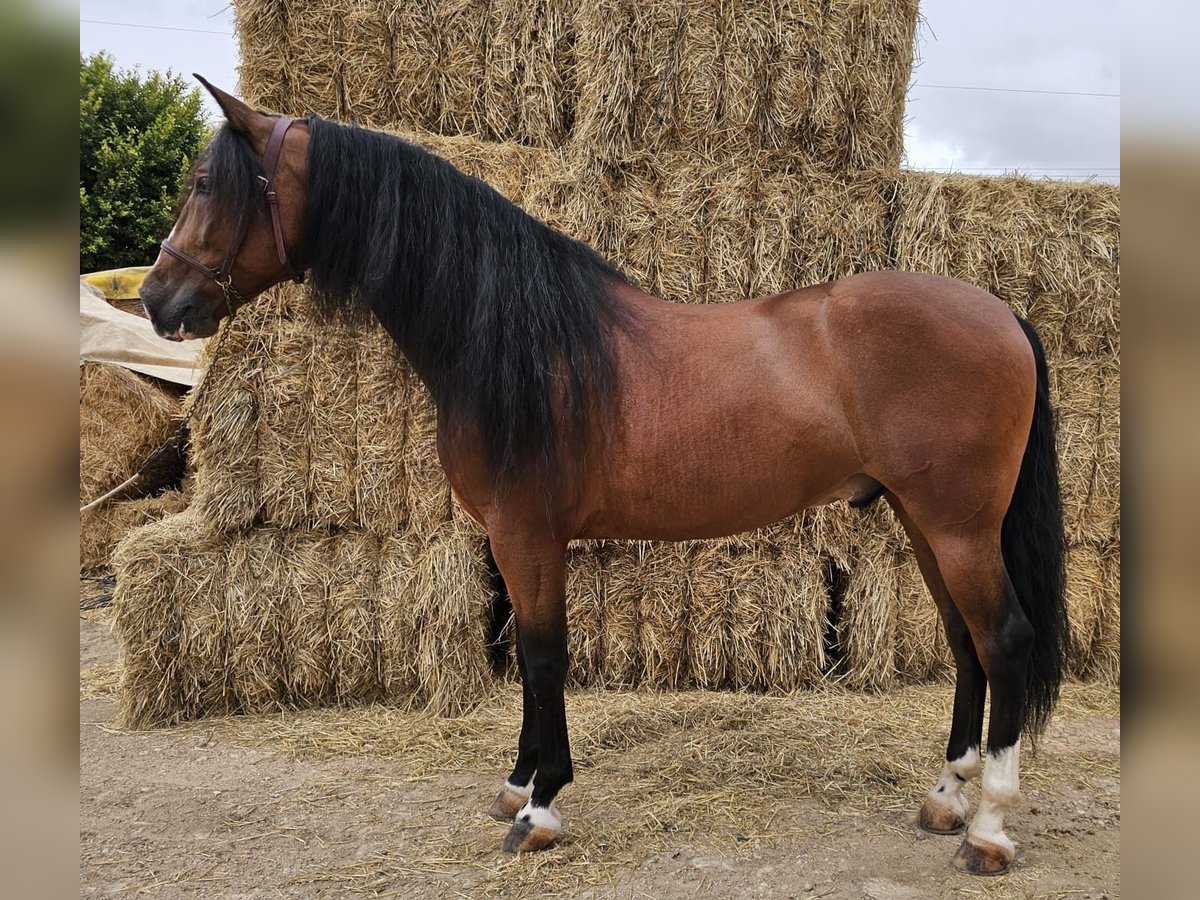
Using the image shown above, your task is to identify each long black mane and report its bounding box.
[296,115,634,491]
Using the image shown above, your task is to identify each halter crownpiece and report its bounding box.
[160,115,305,310]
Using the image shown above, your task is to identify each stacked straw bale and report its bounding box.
[237,0,579,142]
[112,3,1118,727]
[234,0,918,171]
[112,511,493,727]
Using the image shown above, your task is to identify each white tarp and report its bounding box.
[79,280,206,386]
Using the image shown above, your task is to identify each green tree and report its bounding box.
[79,53,208,272]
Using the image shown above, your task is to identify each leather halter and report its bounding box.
[160,116,304,311]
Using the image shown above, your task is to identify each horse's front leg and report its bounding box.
[487,634,538,821]
[487,533,571,853]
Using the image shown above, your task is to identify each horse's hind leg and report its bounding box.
[888,496,985,836]
[923,527,1034,876]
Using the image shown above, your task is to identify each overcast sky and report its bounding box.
[80,0,1119,183]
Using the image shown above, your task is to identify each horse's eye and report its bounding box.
[196,175,211,194]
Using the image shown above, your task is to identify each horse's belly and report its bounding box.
[580,442,864,541]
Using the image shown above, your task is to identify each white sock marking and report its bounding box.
[516,799,562,832]
[969,744,1020,853]
[504,778,533,798]
[926,746,981,819]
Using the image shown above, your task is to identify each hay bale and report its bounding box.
[678,534,830,692]
[408,521,494,715]
[79,362,182,506]
[1053,354,1121,546]
[236,0,575,146]
[596,155,713,303]
[634,543,690,689]
[570,155,892,305]
[768,539,831,689]
[277,1,347,119]
[306,324,360,527]
[890,171,1120,358]
[754,168,894,292]
[112,510,216,727]
[1091,542,1121,685]
[725,547,789,691]
[326,532,383,703]
[113,513,497,727]
[566,542,606,686]
[224,530,288,715]
[79,489,189,573]
[232,0,291,113]
[1064,540,1108,678]
[338,0,396,128]
[684,543,730,688]
[599,542,646,687]
[571,0,917,167]
[424,1,488,136]
[234,0,915,167]
[835,511,900,690]
[187,311,268,531]
[276,529,335,708]
[483,0,576,146]
[355,326,413,534]
[376,531,422,703]
[256,322,312,527]
[404,382,453,534]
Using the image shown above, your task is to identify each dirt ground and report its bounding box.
[80,611,1119,899]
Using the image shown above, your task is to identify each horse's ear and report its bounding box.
[194,74,272,147]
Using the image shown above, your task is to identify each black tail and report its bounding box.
[1003,317,1070,737]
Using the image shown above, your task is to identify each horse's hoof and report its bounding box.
[952,836,1014,876]
[488,782,532,823]
[501,802,561,853]
[918,797,966,835]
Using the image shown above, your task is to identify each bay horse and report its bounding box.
[140,78,1069,876]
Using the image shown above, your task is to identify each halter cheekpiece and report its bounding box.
[160,116,305,310]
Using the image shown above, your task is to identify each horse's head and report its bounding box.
[140,77,309,340]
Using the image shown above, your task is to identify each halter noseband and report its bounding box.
[160,116,305,311]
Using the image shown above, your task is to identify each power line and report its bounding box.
[80,18,234,37]
[908,166,1119,172]
[907,167,1120,181]
[912,82,1119,99]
